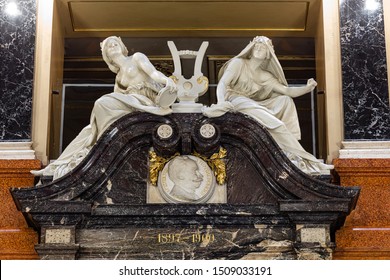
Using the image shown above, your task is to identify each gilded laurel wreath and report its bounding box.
[149,147,227,186]
[193,147,227,185]
[149,151,179,186]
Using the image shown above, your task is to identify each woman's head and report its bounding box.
[100,36,128,73]
[218,36,288,86]
[236,36,273,60]
[251,37,274,60]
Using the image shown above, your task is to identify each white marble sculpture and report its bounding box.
[32,36,177,180]
[202,36,333,174]
[167,156,203,201]
[167,41,209,113]
[156,155,217,203]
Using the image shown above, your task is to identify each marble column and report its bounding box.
[1,0,35,142]
[340,0,389,140]
[0,0,39,259]
[334,0,390,259]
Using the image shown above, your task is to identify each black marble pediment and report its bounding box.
[11,112,359,231]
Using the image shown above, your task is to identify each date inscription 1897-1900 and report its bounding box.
[157,233,215,244]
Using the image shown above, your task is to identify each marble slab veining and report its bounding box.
[0,0,36,141]
[11,112,360,259]
[340,0,390,140]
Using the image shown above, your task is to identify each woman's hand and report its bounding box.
[306,78,317,91]
[162,77,177,93]
[274,78,317,98]
[156,77,178,108]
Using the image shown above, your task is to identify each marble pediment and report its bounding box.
[11,111,359,232]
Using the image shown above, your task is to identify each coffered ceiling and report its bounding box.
[57,0,322,38]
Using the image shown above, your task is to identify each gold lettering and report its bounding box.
[157,233,216,243]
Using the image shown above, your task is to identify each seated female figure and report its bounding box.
[203,36,333,174]
[32,36,177,180]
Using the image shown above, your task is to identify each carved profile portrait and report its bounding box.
[158,155,215,203]
[167,156,203,201]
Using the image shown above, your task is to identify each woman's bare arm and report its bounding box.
[271,78,317,98]
[133,52,176,92]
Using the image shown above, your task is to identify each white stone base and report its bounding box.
[147,181,227,204]
[172,102,203,113]
[339,141,390,159]
[0,142,35,159]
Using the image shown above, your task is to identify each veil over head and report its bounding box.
[218,36,288,86]
[100,36,129,74]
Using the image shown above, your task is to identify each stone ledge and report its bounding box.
[339,141,390,159]
[333,248,390,260]
[0,159,41,177]
[0,142,35,160]
[333,158,390,172]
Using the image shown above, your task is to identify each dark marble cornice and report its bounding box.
[11,112,359,238]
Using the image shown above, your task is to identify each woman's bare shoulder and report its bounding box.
[132,52,148,62]
[227,58,244,68]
